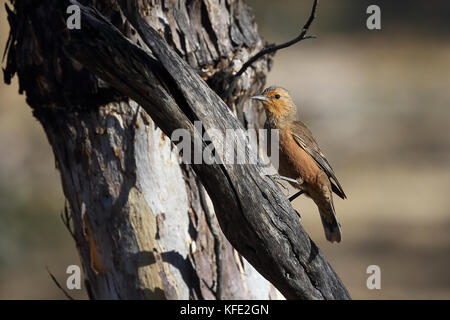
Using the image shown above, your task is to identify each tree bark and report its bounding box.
[3,0,277,299]
[3,0,350,299]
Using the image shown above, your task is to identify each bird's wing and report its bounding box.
[291,121,347,199]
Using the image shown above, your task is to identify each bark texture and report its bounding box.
[4,0,276,299]
[3,0,351,300]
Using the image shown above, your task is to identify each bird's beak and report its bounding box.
[251,95,270,102]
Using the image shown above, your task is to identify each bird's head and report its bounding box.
[251,86,297,122]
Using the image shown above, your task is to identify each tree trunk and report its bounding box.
[4,0,350,300]
[4,0,277,299]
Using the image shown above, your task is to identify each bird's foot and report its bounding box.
[266,174,303,188]
[289,190,304,202]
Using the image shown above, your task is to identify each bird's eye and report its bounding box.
[274,94,281,99]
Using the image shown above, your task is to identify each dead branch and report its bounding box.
[46,267,75,300]
[222,0,318,100]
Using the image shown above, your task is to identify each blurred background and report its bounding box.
[1,0,449,299]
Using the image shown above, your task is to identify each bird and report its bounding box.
[251,86,346,243]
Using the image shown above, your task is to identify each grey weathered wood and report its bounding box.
[3,0,278,299]
[3,0,350,299]
[65,0,350,299]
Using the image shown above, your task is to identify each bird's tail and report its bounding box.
[319,203,342,243]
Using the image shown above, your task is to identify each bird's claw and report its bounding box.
[265,174,303,188]
[265,174,306,202]
[289,190,304,202]
[265,174,290,196]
